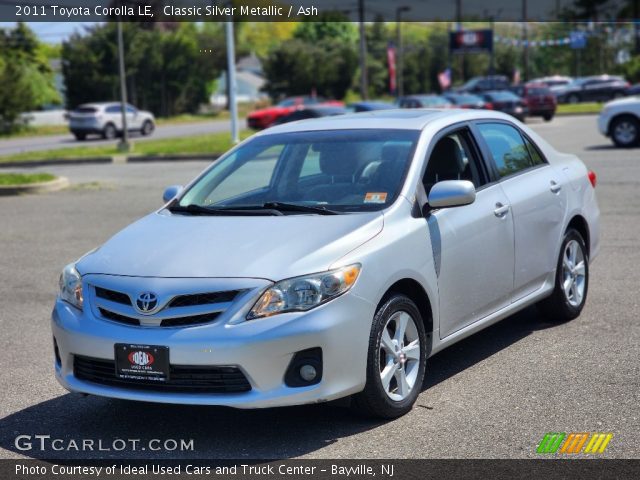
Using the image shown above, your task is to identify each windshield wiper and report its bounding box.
[168,204,283,216]
[262,202,339,215]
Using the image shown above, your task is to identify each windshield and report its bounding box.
[177,129,419,213]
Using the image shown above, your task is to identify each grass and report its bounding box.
[0,172,56,185]
[556,102,603,115]
[0,130,253,164]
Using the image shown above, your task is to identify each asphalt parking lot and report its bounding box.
[0,114,638,459]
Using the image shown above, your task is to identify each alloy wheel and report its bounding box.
[561,239,586,307]
[613,121,637,146]
[379,311,421,401]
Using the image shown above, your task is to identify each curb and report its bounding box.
[0,157,111,169]
[555,111,600,117]
[0,154,220,169]
[0,176,69,196]
[127,154,220,163]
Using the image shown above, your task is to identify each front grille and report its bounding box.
[95,286,131,305]
[73,355,251,393]
[98,307,220,328]
[92,285,241,328]
[168,290,240,308]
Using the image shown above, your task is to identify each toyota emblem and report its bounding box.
[135,292,158,314]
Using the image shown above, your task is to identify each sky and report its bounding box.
[0,22,95,43]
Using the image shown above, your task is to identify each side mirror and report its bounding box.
[163,185,183,203]
[427,180,476,209]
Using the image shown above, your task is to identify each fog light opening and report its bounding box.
[299,364,317,382]
[53,337,61,367]
[284,347,323,387]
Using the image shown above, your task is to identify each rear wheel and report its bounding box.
[73,132,86,141]
[537,229,589,322]
[567,93,580,104]
[543,113,554,122]
[351,294,427,418]
[610,115,639,148]
[102,123,117,140]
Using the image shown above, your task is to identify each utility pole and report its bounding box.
[522,0,529,82]
[396,6,411,98]
[225,18,239,144]
[358,0,368,99]
[117,20,130,152]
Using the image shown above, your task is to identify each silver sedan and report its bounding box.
[52,109,600,418]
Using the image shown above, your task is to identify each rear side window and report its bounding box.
[75,106,98,114]
[476,123,543,177]
[105,105,120,113]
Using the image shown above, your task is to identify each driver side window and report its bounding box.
[423,129,485,195]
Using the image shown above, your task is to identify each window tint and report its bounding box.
[523,136,546,166]
[424,129,485,192]
[477,123,539,177]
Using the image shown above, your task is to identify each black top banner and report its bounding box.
[1,0,639,22]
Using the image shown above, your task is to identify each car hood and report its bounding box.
[604,97,639,109]
[77,210,384,280]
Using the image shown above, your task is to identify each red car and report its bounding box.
[511,83,557,121]
[247,96,343,129]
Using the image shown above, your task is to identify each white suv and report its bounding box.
[68,102,155,141]
[597,96,640,147]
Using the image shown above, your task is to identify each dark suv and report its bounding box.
[511,83,557,121]
[458,76,510,94]
[556,76,630,104]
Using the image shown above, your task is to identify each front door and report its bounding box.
[422,128,515,339]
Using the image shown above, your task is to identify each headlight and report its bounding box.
[247,264,361,319]
[59,263,83,310]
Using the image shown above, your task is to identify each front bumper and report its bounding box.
[51,286,375,408]
[597,113,610,136]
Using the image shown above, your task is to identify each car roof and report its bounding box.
[257,109,519,134]
[78,102,120,108]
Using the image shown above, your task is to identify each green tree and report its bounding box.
[62,23,225,117]
[0,23,60,132]
[263,37,357,99]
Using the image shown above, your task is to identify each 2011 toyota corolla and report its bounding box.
[52,109,600,418]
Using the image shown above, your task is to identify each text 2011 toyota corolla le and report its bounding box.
[53,110,600,418]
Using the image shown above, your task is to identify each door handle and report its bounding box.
[494,202,510,217]
[550,180,562,193]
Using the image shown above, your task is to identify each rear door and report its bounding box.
[473,121,567,301]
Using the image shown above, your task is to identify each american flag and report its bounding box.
[438,68,451,90]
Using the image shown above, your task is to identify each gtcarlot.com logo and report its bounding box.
[537,432,613,454]
[15,435,194,452]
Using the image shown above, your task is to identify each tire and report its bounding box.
[543,113,554,122]
[610,115,640,148]
[351,294,428,419]
[73,132,86,141]
[612,91,625,100]
[537,228,589,322]
[567,93,580,104]
[102,123,117,140]
[141,120,154,136]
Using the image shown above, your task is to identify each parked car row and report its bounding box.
[249,88,554,130]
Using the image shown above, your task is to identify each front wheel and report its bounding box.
[351,294,428,418]
[141,120,154,136]
[610,116,639,148]
[543,113,554,122]
[537,229,589,322]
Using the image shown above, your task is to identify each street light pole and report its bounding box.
[396,6,410,98]
[358,0,368,100]
[522,0,529,82]
[225,18,239,144]
[117,20,130,152]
